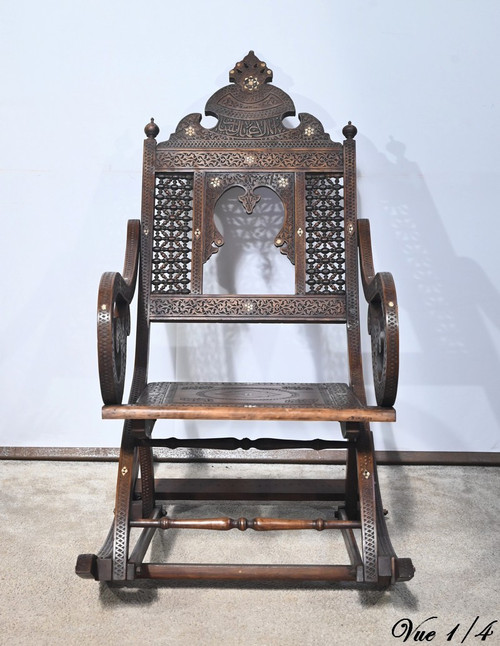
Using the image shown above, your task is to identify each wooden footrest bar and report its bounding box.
[130,516,362,531]
[135,563,357,581]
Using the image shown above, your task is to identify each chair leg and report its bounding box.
[355,426,415,585]
[76,424,414,585]
[75,423,135,583]
[138,444,155,518]
[111,421,137,581]
[76,521,115,581]
[372,458,415,583]
[356,427,379,583]
[75,422,159,582]
[344,440,359,520]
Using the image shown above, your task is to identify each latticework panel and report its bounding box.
[305,174,345,293]
[152,173,193,293]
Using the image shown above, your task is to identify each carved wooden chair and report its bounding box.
[76,52,414,586]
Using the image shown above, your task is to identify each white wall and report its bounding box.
[1,0,499,451]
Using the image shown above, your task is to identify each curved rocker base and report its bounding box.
[76,430,415,588]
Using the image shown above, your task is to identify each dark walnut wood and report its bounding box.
[358,219,399,406]
[97,219,140,404]
[77,51,414,588]
[130,516,362,531]
[103,382,395,422]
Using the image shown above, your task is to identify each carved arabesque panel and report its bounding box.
[149,294,346,321]
[152,173,193,293]
[305,174,345,294]
[155,147,343,168]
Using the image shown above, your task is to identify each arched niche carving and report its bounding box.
[203,186,295,295]
[203,172,295,266]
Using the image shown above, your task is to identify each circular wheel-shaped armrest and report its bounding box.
[97,273,131,405]
[367,274,399,407]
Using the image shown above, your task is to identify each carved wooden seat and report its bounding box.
[76,52,414,586]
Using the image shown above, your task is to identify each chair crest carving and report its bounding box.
[161,51,334,148]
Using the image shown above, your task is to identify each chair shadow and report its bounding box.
[354,134,500,606]
[358,134,500,445]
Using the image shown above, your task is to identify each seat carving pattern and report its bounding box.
[136,382,364,409]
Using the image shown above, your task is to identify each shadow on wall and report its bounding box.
[152,136,500,449]
[358,134,500,452]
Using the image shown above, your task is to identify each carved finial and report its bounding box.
[342,121,357,139]
[229,51,273,91]
[145,117,160,139]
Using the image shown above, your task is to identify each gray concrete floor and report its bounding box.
[0,461,499,646]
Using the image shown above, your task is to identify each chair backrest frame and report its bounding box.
[132,51,365,403]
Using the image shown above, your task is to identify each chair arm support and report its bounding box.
[97,220,140,405]
[358,219,399,407]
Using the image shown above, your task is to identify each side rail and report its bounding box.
[97,220,140,404]
[358,219,399,407]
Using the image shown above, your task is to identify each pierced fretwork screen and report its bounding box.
[305,173,345,294]
[152,173,193,293]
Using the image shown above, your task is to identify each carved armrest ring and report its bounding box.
[368,281,399,407]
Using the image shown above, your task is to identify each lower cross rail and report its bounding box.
[129,516,362,531]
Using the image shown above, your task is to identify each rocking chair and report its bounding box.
[76,51,414,586]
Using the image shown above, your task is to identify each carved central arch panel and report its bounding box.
[203,172,295,266]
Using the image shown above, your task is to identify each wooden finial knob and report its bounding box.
[145,118,159,138]
[342,121,357,139]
